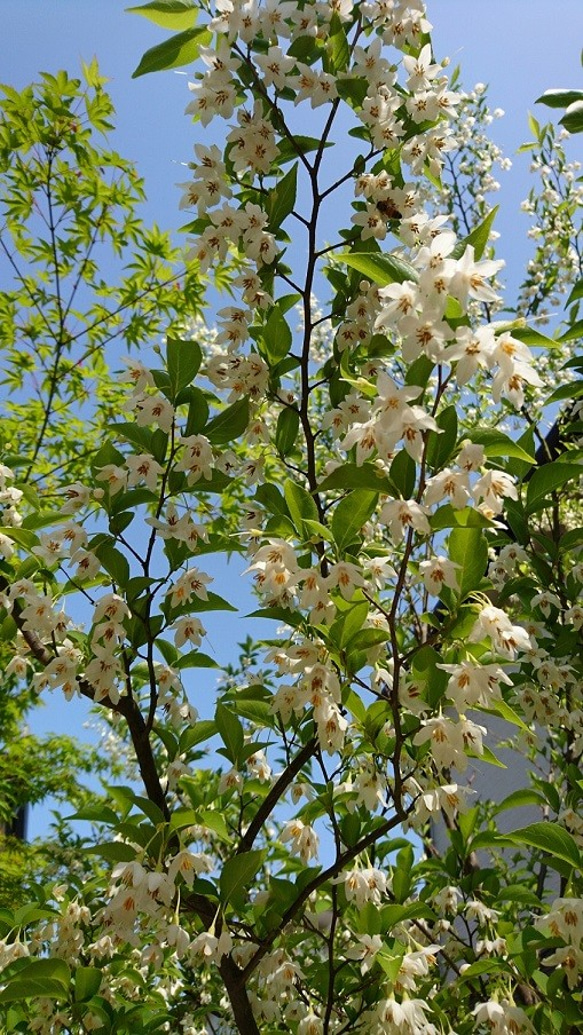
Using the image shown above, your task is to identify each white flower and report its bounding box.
[125,453,163,490]
[380,499,431,542]
[470,604,532,659]
[280,820,319,864]
[293,64,337,107]
[418,555,459,595]
[131,392,175,433]
[173,616,206,648]
[343,867,387,908]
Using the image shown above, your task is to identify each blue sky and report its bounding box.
[5,0,583,283]
[3,0,582,834]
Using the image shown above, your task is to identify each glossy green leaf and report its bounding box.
[0,978,68,1004]
[339,250,418,286]
[180,720,217,752]
[284,479,319,532]
[215,701,244,766]
[74,967,102,1002]
[559,318,583,342]
[452,205,499,261]
[426,404,457,471]
[466,428,535,463]
[526,461,582,513]
[392,844,414,903]
[493,789,546,814]
[126,0,198,30]
[267,163,298,231]
[430,505,492,531]
[448,526,488,599]
[331,490,378,553]
[0,958,71,1002]
[565,277,583,307]
[560,100,583,132]
[506,822,581,869]
[167,337,201,395]
[94,542,130,588]
[544,379,583,406]
[345,626,391,651]
[318,463,393,492]
[205,398,249,444]
[390,449,416,498]
[255,483,289,516]
[261,304,293,364]
[220,849,265,905]
[66,804,119,826]
[510,325,560,348]
[327,18,350,74]
[536,88,583,108]
[275,407,300,457]
[132,26,211,77]
[196,809,230,842]
[276,136,332,164]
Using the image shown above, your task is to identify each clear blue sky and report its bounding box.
[5,0,583,285]
[3,0,582,834]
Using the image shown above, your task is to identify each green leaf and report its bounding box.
[180,720,217,752]
[509,326,560,348]
[536,88,583,109]
[331,490,378,553]
[544,380,583,406]
[284,479,319,533]
[560,99,583,133]
[215,701,244,766]
[506,822,581,869]
[493,789,546,814]
[448,526,488,599]
[327,19,350,74]
[526,461,582,514]
[126,0,198,30]
[254,483,289,516]
[267,163,298,231]
[196,809,230,842]
[220,849,265,905]
[276,136,332,165]
[559,318,583,342]
[74,966,102,1002]
[430,505,492,531]
[85,840,138,863]
[94,542,130,588]
[565,277,583,307]
[452,205,499,261]
[132,26,211,77]
[339,251,418,286]
[112,422,153,451]
[0,958,71,1002]
[466,428,535,464]
[345,627,391,651]
[185,387,210,435]
[167,337,201,396]
[261,304,293,364]
[275,408,300,457]
[0,978,68,1004]
[426,405,457,471]
[392,844,414,903]
[176,651,219,670]
[66,804,119,826]
[389,449,416,498]
[318,462,392,493]
[205,398,249,444]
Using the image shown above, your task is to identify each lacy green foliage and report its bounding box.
[0,64,208,916]
[0,62,204,492]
